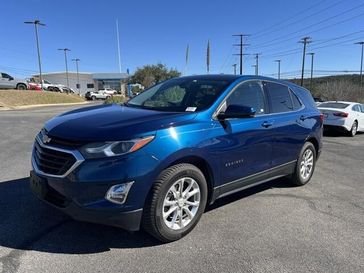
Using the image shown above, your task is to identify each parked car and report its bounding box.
[313,97,324,106]
[318,101,364,136]
[30,75,323,242]
[28,82,42,91]
[0,72,28,90]
[99,88,118,95]
[61,86,75,94]
[85,91,111,100]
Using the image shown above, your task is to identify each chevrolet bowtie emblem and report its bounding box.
[42,134,51,144]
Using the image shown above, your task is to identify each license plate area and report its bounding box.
[30,171,48,198]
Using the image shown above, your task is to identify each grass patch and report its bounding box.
[104,95,126,104]
[0,90,85,107]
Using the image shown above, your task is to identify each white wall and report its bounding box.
[42,73,96,94]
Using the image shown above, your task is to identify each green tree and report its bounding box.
[131,63,181,89]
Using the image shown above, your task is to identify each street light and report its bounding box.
[24,20,45,89]
[72,58,80,95]
[58,48,71,88]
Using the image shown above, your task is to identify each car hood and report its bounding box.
[44,104,197,141]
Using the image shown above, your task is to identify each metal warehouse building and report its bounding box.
[33,72,130,95]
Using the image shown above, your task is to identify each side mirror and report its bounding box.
[9,77,14,81]
[217,104,256,120]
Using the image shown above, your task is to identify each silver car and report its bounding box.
[0,72,28,90]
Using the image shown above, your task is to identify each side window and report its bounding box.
[225,81,266,115]
[2,73,11,79]
[360,105,364,113]
[290,90,302,110]
[265,82,293,113]
[352,105,360,112]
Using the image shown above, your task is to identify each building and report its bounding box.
[33,72,130,95]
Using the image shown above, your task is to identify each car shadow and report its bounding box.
[0,176,292,254]
[323,130,364,137]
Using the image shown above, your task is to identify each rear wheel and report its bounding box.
[91,95,96,101]
[348,121,358,137]
[143,163,208,242]
[289,142,316,186]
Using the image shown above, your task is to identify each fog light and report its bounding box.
[105,182,134,204]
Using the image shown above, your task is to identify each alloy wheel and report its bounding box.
[300,149,314,180]
[162,177,201,230]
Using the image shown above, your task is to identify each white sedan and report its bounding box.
[99,88,117,95]
[318,101,364,136]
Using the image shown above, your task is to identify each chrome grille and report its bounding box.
[32,135,84,177]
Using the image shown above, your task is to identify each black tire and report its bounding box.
[16,83,27,90]
[91,95,96,101]
[142,163,208,242]
[289,142,316,186]
[348,121,358,137]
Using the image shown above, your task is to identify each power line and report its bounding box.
[252,4,364,50]
[252,0,341,39]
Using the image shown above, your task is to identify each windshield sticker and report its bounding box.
[185,107,197,112]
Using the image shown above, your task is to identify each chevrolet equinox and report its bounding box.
[30,75,323,242]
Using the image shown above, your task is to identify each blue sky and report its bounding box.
[1,0,364,79]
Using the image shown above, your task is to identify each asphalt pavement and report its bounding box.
[0,104,363,273]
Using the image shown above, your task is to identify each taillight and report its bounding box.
[333,112,348,118]
[320,113,324,123]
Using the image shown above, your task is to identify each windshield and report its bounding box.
[126,77,232,112]
[319,102,349,109]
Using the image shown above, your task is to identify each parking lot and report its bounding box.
[0,104,363,273]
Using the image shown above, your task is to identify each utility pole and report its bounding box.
[299,37,311,86]
[275,60,281,79]
[116,19,122,73]
[58,48,71,88]
[24,20,45,90]
[72,58,80,95]
[307,53,315,90]
[355,41,364,86]
[233,34,250,75]
[254,53,262,75]
[232,64,237,75]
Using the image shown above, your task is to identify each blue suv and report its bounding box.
[30,75,323,242]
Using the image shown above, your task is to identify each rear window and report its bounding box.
[265,82,293,113]
[319,102,349,109]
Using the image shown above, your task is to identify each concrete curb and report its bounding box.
[0,101,94,111]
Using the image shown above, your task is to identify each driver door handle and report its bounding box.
[261,121,273,128]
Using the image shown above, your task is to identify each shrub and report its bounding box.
[104,95,126,104]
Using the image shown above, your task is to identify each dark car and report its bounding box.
[30,75,323,242]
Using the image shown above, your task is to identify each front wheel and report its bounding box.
[91,96,96,101]
[143,163,208,242]
[289,142,316,186]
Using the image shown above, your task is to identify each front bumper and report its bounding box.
[30,171,144,231]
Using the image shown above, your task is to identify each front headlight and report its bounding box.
[79,135,155,159]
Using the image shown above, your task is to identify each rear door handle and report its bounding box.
[300,115,307,121]
[261,121,273,128]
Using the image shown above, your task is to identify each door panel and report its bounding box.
[263,82,308,167]
[212,80,273,186]
[211,117,273,185]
